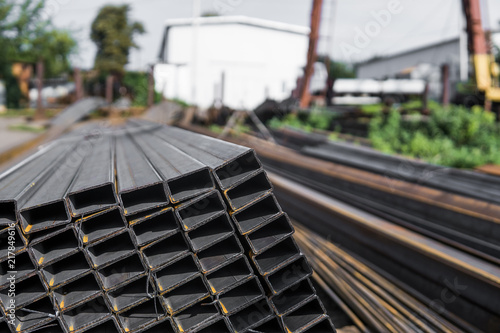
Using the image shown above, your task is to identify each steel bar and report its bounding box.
[230,193,281,235]
[217,276,265,315]
[244,213,294,254]
[106,275,153,313]
[195,235,243,273]
[17,139,90,234]
[29,227,79,267]
[0,250,35,288]
[269,278,316,316]
[130,208,179,247]
[265,255,312,295]
[77,207,127,246]
[171,301,220,333]
[40,252,90,289]
[281,297,328,333]
[175,190,226,232]
[131,131,214,204]
[228,298,273,333]
[60,296,111,332]
[154,254,200,294]
[141,232,190,270]
[251,236,301,276]
[204,254,253,295]
[96,254,146,291]
[223,170,273,211]
[117,298,164,332]
[52,273,102,312]
[85,230,136,269]
[184,213,234,252]
[0,142,74,226]
[67,135,118,216]
[115,133,169,216]
[0,274,46,311]
[9,296,56,333]
[160,275,210,315]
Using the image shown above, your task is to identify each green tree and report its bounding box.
[90,5,145,77]
[0,0,77,107]
[317,56,356,79]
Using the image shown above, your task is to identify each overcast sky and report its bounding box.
[49,0,500,71]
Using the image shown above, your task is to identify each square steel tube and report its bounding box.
[265,256,312,295]
[153,254,201,294]
[245,213,294,255]
[217,276,265,315]
[223,171,273,211]
[60,296,111,332]
[185,213,234,253]
[228,298,273,333]
[130,208,179,247]
[52,273,102,312]
[76,207,127,246]
[282,297,327,333]
[0,251,36,288]
[175,190,226,232]
[96,254,146,290]
[117,298,165,333]
[204,254,253,295]
[172,301,220,333]
[85,230,136,269]
[29,228,79,267]
[141,232,190,270]
[106,275,155,313]
[40,252,90,289]
[230,193,281,235]
[270,278,316,315]
[161,275,210,315]
[251,236,301,276]
[195,235,243,273]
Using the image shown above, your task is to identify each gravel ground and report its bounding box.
[0,117,40,154]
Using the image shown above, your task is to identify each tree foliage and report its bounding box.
[317,56,356,79]
[90,5,145,76]
[0,0,77,107]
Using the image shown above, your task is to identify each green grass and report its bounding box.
[8,124,45,133]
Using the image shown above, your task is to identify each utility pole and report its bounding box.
[74,68,83,101]
[106,75,114,104]
[148,64,155,107]
[35,59,44,120]
[300,0,324,108]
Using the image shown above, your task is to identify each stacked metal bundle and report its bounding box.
[0,121,335,333]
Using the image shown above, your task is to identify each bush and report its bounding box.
[267,107,335,132]
[123,71,162,106]
[369,105,500,168]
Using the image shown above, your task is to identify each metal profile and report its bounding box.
[147,122,263,190]
[281,297,327,333]
[193,318,233,333]
[17,140,90,235]
[195,235,243,273]
[204,255,253,295]
[175,190,226,232]
[9,296,56,333]
[160,275,210,315]
[172,300,220,333]
[131,131,215,204]
[251,237,301,276]
[126,206,167,225]
[117,298,164,333]
[269,278,316,315]
[0,251,36,288]
[223,171,273,211]
[115,133,169,216]
[60,296,112,333]
[245,213,294,254]
[301,317,336,333]
[29,227,79,267]
[20,321,66,333]
[230,193,281,235]
[85,229,136,269]
[130,208,179,247]
[52,273,102,312]
[135,317,176,333]
[106,275,154,313]
[0,224,26,260]
[265,256,312,295]
[76,207,126,246]
[40,252,90,289]
[251,317,283,333]
[67,136,118,217]
[0,273,46,312]
[185,213,234,253]
[81,317,122,332]
[217,276,265,315]
[96,254,146,291]
[153,254,200,294]
[26,224,69,246]
[0,142,74,227]
[228,298,273,333]
[141,232,190,270]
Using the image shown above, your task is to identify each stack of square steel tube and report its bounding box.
[0,120,335,333]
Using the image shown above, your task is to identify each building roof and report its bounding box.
[163,15,310,35]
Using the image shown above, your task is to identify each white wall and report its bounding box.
[155,23,308,110]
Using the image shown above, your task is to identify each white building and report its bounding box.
[155,16,310,110]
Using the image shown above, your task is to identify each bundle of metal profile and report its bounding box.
[0,121,335,333]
